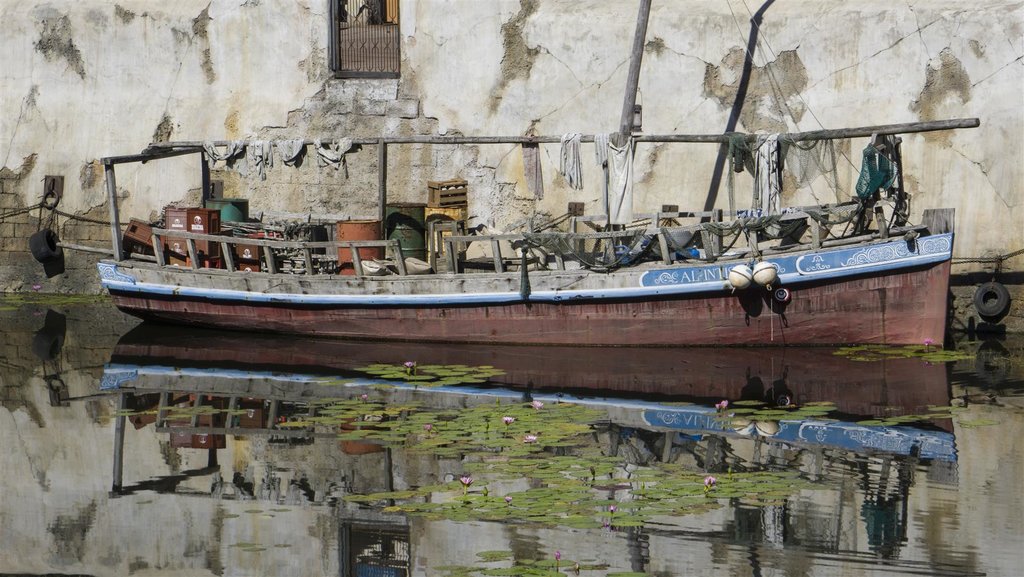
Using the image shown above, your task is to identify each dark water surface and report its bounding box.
[1,296,1022,576]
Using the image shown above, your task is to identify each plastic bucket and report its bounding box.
[385,203,427,261]
[336,220,383,275]
[204,198,249,223]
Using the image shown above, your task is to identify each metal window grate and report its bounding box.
[332,0,400,78]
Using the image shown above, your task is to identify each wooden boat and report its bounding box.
[96,184,956,346]
[93,1,974,347]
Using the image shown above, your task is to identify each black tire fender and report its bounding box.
[29,229,63,263]
[973,281,1011,318]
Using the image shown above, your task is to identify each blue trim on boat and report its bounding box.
[102,362,956,461]
[99,233,952,307]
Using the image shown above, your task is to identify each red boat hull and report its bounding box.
[110,261,950,346]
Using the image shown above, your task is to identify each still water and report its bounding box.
[1,296,1022,577]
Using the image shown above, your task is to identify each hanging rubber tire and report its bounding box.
[773,287,791,303]
[29,229,62,263]
[974,281,1011,318]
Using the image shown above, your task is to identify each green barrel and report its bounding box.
[204,198,249,223]
[385,203,427,261]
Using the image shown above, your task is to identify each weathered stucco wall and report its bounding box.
[1,1,1021,300]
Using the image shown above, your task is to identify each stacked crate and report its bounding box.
[164,207,222,267]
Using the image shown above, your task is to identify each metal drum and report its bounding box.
[385,203,427,261]
[336,219,384,275]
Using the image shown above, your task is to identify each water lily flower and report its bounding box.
[360,393,368,401]
[404,360,417,375]
[704,475,717,494]
[459,475,473,487]
[555,551,561,561]
[923,338,935,350]
[31,284,42,291]
[423,423,433,432]
[715,400,729,411]
[502,416,515,425]
[505,495,513,505]
[531,400,544,410]
[523,434,538,443]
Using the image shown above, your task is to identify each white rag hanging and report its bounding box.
[202,140,245,167]
[754,134,781,215]
[276,139,306,167]
[314,138,354,176]
[607,136,635,225]
[246,140,273,181]
[522,143,544,200]
[559,133,583,190]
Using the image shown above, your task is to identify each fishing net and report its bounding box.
[524,230,652,271]
[854,144,898,200]
[783,138,845,203]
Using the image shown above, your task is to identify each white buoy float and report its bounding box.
[752,261,779,287]
[728,264,754,290]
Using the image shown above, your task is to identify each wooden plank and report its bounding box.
[349,246,364,277]
[617,0,652,139]
[156,392,169,427]
[658,230,672,264]
[262,246,277,274]
[392,240,408,276]
[104,163,124,260]
[221,241,236,272]
[151,234,166,266]
[302,248,314,275]
[186,239,200,270]
[491,239,504,273]
[378,138,387,237]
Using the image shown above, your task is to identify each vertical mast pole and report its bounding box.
[104,162,123,260]
[616,0,652,143]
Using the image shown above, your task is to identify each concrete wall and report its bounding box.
[1,2,1021,302]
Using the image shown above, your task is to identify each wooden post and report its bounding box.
[104,163,124,261]
[201,152,211,203]
[378,138,388,238]
[616,0,652,142]
[112,392,127,492]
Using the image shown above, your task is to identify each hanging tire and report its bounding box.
[29,229,62,263]
[973,281,1011,318]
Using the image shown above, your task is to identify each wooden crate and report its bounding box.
[427,179,468,208]
[123,219,155,256]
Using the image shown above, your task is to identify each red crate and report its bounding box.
[123,219,155,256]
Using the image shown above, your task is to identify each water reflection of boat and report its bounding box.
[100,325,960,574]
[109,323,951,419]
[103,324,955,462]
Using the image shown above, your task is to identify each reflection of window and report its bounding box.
[341,522,410,577]
[330,0,401,78]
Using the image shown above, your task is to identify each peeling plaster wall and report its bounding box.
[0,0,1021,295]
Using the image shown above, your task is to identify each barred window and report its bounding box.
[329,0,401,78]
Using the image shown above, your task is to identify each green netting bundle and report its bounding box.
[854,145,896,199]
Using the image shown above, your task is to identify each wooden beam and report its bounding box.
[378,138,388,238]
[617,0,652,140]
[104,163,124,261]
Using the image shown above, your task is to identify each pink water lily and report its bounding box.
[523,434,538,443]
[923,338,935,350]
[502,416,515,425]
[505,495,513,505]
[531,400,544,410]
[715,400,729,411]
[360,393,368,401]
[423,423,433,432]
[31,284,42,291]
[609,504,617,513]
[704,475,717,487]
[459,475,473,487]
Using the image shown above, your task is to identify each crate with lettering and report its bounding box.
[427,179,468,208]
[163,207,222,262]
[122,219,155,256]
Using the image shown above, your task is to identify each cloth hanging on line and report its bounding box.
[246,140,273,181]
[607,136,635,226]
[559,133,583,190]
[753,134,781,215]
[522,142,544,200]
[202,141,245,167]
[276,140,306,167]
[314,138,354,176]
[594,133,611,222]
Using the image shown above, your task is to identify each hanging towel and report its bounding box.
[202,140,245,167]
[607,136,635,225]
[246,140,273,181]
[522,142,544,200]
[753,134,780,215]
[276,139,307,167]
[314,138,354,176]
[559,133,583,190]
